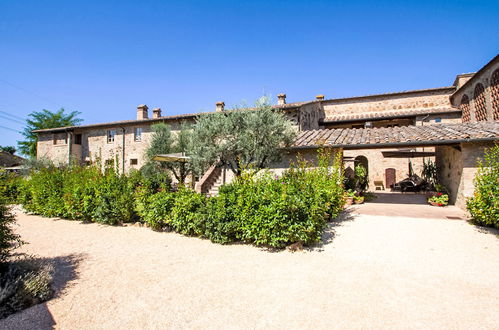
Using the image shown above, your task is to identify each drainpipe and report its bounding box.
[120,127,126,174]
[67,129,73,165]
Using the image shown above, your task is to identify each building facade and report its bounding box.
[35,54,499,206]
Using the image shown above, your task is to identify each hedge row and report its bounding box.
[137,152,344,248]
[3,150,344,248]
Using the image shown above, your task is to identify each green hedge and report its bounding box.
[13,150,344,248]
[18,164,151,225]
[467,144,499,229]
[138,150,344,248]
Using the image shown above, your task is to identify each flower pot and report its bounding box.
[354,197,364,204]
[344,197,354,206]
[429,201,446,207]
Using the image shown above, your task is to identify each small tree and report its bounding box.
[189,97,296,176]
[467,144,499,229]
[146,123,194,185]
[18,108,82,158]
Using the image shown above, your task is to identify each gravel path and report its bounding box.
[2,208,498,329]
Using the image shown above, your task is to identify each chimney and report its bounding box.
[316,94,325,101]
[152,107,162,118]
[216,101,225,112]
[137,104,148,120]
[277,93,286,105]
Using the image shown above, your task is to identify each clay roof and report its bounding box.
[291,122,499,150]
[322,107,460,123]
[0,151,25,167]
[33,101,308,133]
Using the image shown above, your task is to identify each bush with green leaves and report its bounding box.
[0,171,23,203]
[0,198,23,266]
[138,149,344,248]
[467,144,499,229]
[19,163,145,225]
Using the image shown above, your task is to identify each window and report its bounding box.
[74,134,82,145]
[107,130,116,143]
[134,127,142,142]
[130,158,138,165]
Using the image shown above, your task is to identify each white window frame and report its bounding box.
[107,130,116,143]
[134,127,142,142]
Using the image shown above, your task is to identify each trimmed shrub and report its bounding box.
[19,164,149,225]
[467,144,499,229]
[0,171,22,203]
[137,149,344,248]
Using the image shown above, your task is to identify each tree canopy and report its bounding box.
[0,146,16,155]
[146,123,194,185]
[189,97,296,176]
[18,108,82,157]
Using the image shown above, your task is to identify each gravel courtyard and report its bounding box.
[2,207,498,329]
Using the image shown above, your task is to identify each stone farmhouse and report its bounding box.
[35,54,499,208]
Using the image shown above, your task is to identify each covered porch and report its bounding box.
[291,122,499,209]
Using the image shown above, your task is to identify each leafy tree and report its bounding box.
[18,109,82,157]
[467,143,499,228]
[0,146,16,155]
[146,123,194,185]
[189,97,296,176]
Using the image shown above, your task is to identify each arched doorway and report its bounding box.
[354,155,368,175]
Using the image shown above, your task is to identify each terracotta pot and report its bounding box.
[344,197,354,206]
[354,197,365,204]
[429,201,446,207]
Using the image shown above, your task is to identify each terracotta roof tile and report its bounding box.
[323,107,460,123]
[291,122,499,149]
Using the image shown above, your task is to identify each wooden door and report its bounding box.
[385,168,396,188]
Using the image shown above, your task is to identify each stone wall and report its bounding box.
[451,56,499,122]
[322,88,454,118]
[343,148,429,190]
[435,141,492,209]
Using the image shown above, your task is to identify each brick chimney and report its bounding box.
[216,101,225,112]
[137,104,148,120]
[316,94,325,101]
[152,107,162,118]
[277,93,286,105]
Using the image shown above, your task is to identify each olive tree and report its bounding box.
[189,97,296,176]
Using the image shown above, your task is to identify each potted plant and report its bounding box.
[354,195,365,204]
[428,193,449,207]
[344,189,356,206]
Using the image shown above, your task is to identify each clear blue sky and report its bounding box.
[1,0,498,151]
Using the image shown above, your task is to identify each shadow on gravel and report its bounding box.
[0,253,85,330]
[305,209,357,252]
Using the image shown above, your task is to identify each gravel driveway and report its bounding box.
[2,208,498,329]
